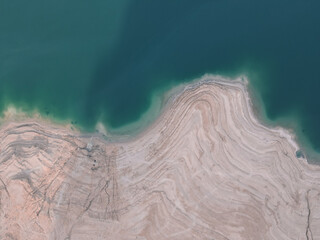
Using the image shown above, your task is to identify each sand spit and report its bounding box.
[0,76,320,240]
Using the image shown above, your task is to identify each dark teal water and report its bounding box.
[1,1,320,157]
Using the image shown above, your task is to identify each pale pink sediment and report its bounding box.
[0,77,319,240]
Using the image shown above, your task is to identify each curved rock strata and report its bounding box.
[0,77,320,240]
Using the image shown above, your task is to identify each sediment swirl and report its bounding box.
[0,76,319,240]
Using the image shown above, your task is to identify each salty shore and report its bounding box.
[1,76,320,240]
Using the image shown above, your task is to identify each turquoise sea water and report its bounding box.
[1,1,320,159]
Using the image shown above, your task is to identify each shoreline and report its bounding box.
[1,75,320,239]
[0,74,319,164]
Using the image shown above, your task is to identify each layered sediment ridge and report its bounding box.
[0,77,320,240]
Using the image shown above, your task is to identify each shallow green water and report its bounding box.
[1,1,320,158]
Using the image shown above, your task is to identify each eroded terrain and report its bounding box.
[1,78,320,240]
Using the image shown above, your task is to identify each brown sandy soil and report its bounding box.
[0,77,319,240]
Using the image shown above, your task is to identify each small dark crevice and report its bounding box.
[306,190,313,240]
[0,178,10,197]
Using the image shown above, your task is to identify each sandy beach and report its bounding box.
[0,76,320,240]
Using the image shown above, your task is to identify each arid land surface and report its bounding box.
[0,76,320,240]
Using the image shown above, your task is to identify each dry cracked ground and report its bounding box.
[0,78,320,240]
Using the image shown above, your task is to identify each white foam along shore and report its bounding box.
[0,74,312,157]
[109,74,320,164]
[97,74,303,156]
[1,74,320,239]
